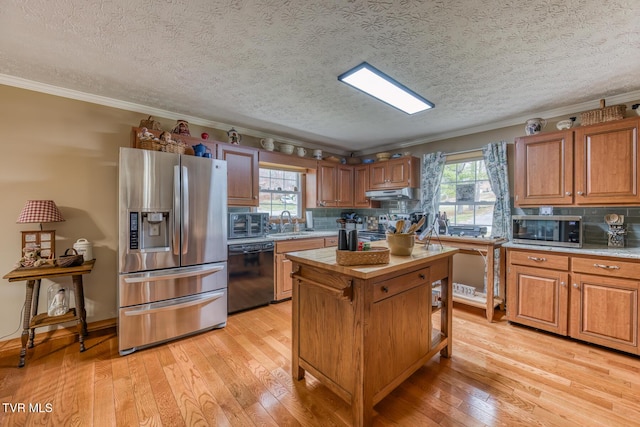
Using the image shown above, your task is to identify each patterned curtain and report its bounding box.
[482,141,511,296]
[482,141,511,239]
[420,152,446,228]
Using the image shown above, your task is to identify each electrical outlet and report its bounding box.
[539,206,553,215]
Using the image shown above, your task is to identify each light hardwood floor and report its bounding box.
[1,302,639,426]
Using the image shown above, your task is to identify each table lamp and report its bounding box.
[16,200,65,258]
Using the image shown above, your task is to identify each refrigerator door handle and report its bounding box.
[123,265,225,283]
[123,291,225,316]
[182,165,189,254]
[173,165,181,256]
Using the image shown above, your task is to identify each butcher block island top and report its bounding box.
[286,243,458,426]
[286,242,458,279]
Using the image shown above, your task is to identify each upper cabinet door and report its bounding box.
[317,162,338,207]
[514,130,574,206]
[574,117,640,205]
[368,157,420,190]
[336,165,354,207]
[216,144,259,206]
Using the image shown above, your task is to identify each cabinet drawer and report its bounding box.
[324,237,339,247]
[572,257,640,280]
[373,267,430,302]
[509,250,569,270]
[276,238,325,253]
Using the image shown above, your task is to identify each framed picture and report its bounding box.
[456,183,476,203]
[21,230,56,259]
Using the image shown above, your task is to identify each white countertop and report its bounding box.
[503,241,640,260]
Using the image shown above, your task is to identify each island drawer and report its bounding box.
[373,266,430,302]
[509,250,569,271]
[572,256,640,280]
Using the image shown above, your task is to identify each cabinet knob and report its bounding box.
[577,191,584,195]
[572,283,579,289]
[565,192,572,196]
[560,281,566,287]
[419,273,426,279]
[527,256,546,262]
[382,286,389,293]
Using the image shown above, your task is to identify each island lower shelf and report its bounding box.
[287,244,458,427]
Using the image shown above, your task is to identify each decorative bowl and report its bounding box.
[376,152,391,161]
[279,143,294,154]
[324,155,341,163]
[556,119,573,130]
[362,158,374,164]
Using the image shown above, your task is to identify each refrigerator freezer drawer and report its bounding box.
[119,263,227,307]
[118,289,227,354]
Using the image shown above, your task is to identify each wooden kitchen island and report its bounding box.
[286,243,458,426]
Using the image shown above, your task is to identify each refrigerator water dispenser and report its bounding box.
[129,211,171,251]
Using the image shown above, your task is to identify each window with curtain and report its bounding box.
[438,156,495,235]
[257,168,302,217]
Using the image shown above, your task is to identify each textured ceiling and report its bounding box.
[1,0,640,154]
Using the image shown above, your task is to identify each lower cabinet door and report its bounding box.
[570,274,639,354]
[507,265,569,335]
[369,284,430,395]
[275,253,293,301]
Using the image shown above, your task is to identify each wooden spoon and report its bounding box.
[407,223,419,234]
[406,216,426,234]
[394,220,405,234]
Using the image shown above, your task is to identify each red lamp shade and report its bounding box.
[16,200,65,224]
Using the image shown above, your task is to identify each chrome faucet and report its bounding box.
[280,210,293,232]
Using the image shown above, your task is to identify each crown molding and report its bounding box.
[0,73,298,145]
[3,73,640,157]
[385,90,640,153]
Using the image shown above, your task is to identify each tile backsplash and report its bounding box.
[513,205,640,247]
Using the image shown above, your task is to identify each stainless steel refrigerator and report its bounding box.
[118,147,228,355]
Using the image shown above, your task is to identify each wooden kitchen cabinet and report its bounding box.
[514,117,640,207]
[507,248,640,355]
[353,165,379,208]
[574,117,640,205]
[570,255,640,353]
[507,250,569,335]
[217,144,259,206]
[316,162,354,207]
[274,237,326,301]
[368,156,420,190]
[514,130,573,206]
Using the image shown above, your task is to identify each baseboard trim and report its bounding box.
[0,318,116,353]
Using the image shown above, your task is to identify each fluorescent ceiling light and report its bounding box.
[338,62,434,114]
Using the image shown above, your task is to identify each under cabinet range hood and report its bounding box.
[365,187,418,200]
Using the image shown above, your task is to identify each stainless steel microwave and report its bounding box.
[512,215,582,248]
[228,213,270,239]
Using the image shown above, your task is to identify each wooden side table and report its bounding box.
[419,236,506,322]
[3,260,95,367]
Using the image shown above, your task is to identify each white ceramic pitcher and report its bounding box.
[260,138,275,151]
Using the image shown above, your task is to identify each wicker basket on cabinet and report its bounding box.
[580,99,626,125]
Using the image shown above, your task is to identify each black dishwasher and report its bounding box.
[227,241,274,313]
